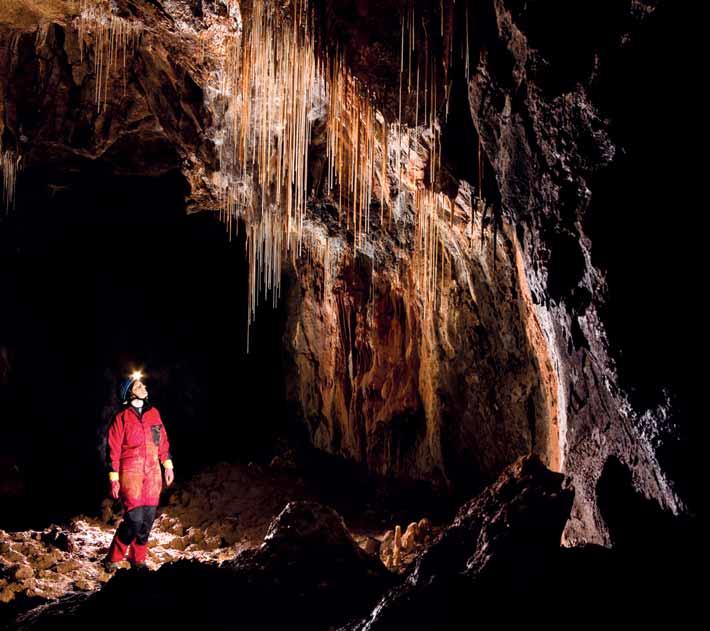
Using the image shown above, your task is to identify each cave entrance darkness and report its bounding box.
[0,164,288,531]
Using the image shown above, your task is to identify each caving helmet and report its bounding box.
[119,370,144,403]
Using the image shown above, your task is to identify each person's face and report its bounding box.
[131,380,148,400]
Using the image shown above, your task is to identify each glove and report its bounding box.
[110,480,120,499]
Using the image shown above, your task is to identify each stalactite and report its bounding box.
[413,187,457,334]
[245,207,284,352]
[325,52,389,249]
[215,0,318,346]
[397,13,405,193]
[212,0,396,349]
[210,0,488,348]
[76,0,142,111]
[0,140,21,213]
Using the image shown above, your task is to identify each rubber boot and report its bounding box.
[104,533,130,571]
[128,541,149,568]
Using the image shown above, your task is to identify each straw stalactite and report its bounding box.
[325,52,390,246]
[212,0,486,349]
[215,0,393,347]
[77,0,143,112]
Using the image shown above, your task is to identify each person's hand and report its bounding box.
[110,480,120,500]
[164,467,174,487]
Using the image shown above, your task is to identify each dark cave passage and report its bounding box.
[585,1,695,411]
[0,165,289,531]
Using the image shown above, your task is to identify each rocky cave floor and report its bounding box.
[0,452,698,630]
[0,451,442,628]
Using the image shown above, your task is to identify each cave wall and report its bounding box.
[282,203,560,494]
[464,0,686,543]
[0,0,215,204]
[292,0,689,544]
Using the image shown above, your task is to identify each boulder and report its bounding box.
[13,566,33,581]
[345,455,574,630]
[40,527,73,553]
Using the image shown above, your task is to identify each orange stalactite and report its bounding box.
[324,52,389,249]
[210,0,481,348]
[399,8,408,188]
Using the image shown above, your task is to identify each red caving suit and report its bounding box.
[105,405,172,566]
[107,406,171,511]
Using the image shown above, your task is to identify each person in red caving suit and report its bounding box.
[103,371,174,571]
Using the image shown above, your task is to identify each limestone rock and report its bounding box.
[13,565,33,581]
[41,526,73,553]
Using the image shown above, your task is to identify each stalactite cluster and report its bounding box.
[396,1,489,333]
[215,0,320,342]
[326,53,389,246]
[213,0,390,345]
[0,140,21,213]
[211,0,490,347]
[245,208,284,351]
[396,0,444,188]
[76,0,142,111]
[413,188,451,329]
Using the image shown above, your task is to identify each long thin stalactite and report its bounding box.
[77,0,142,112]
[211,0,488,349]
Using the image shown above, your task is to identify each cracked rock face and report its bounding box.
[0,0,691,548]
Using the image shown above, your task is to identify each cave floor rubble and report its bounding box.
[0,459,438,623]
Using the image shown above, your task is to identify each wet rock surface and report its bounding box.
[283,202,561,494]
